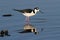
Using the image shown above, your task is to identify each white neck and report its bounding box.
[34,9,39,14]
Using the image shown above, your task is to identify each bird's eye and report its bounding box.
[36,9,38,10]
[36,8,39,10]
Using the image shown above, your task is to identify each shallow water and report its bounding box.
[0,0,60,40]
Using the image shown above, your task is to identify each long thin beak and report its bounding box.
[40,10,44,13]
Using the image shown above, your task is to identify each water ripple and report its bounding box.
[31,18,47,23]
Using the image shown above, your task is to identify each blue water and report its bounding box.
[0,0,60,40]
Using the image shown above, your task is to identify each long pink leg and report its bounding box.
[26,17,30,24]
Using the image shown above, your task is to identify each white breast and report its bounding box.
[23,11,35,17]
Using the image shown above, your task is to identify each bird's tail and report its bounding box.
[13,9,23,13]
[13,9,19,11]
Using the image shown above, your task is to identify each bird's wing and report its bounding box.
[13,9,23,12]
[22,9,33,13]
[13,9,33,13]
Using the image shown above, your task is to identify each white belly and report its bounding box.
[23,13,35,17]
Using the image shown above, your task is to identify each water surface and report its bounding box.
[0,0,60,40]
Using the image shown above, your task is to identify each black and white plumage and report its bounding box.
[13,7,39,17]
[13,7,41,23]
[18,24,39,35]
[14,9,34,13]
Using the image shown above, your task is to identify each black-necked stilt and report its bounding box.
[18,24,39,35]
[13,7,43,23]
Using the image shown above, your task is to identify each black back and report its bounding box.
[13,9,33,13]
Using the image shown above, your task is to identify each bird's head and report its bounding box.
[34,7,43,14]
[34,7,39,12]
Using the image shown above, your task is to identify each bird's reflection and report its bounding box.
[18,24,39,35]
